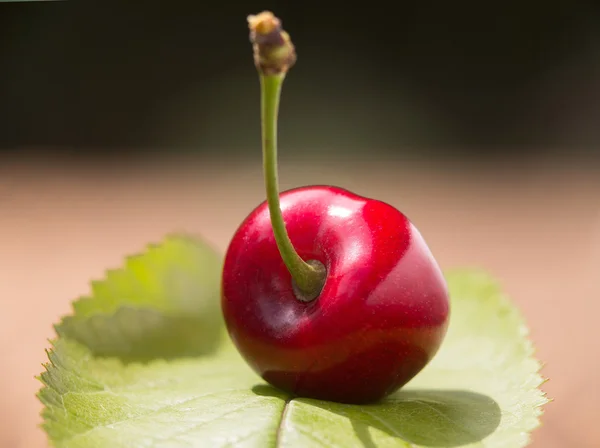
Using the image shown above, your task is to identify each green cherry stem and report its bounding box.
[248,11,326,300]
[259,73,325,300]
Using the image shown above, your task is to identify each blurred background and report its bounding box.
[1,1,599,447]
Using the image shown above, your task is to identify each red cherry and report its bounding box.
[222,185,450,404]
[221,12,450,404]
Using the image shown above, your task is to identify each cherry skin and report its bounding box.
[221,185,450,404]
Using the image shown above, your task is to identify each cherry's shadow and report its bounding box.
[252,385,501,447]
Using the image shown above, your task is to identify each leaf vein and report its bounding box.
[275,396,293,447]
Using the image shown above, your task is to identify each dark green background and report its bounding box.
[1,1,600,161]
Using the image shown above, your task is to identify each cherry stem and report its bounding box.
[260,73,326,299]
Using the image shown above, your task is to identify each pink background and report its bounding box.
[1,155,598,447]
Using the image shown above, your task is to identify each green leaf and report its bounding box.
[38,237,547,448]
[55,235,225,362]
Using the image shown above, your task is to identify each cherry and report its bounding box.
[221,11,450,404]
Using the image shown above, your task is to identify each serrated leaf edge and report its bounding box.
[37,261,550,448]
[445,268,549,446]
[36,233,224,446]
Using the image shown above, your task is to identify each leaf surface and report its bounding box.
[39,236,547,447]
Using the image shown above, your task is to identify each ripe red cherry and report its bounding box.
[222,185,450,404]
[221,11,450,404]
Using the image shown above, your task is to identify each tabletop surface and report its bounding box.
[1,154,598,448]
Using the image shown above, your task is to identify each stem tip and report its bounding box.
[247,11,297,76]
